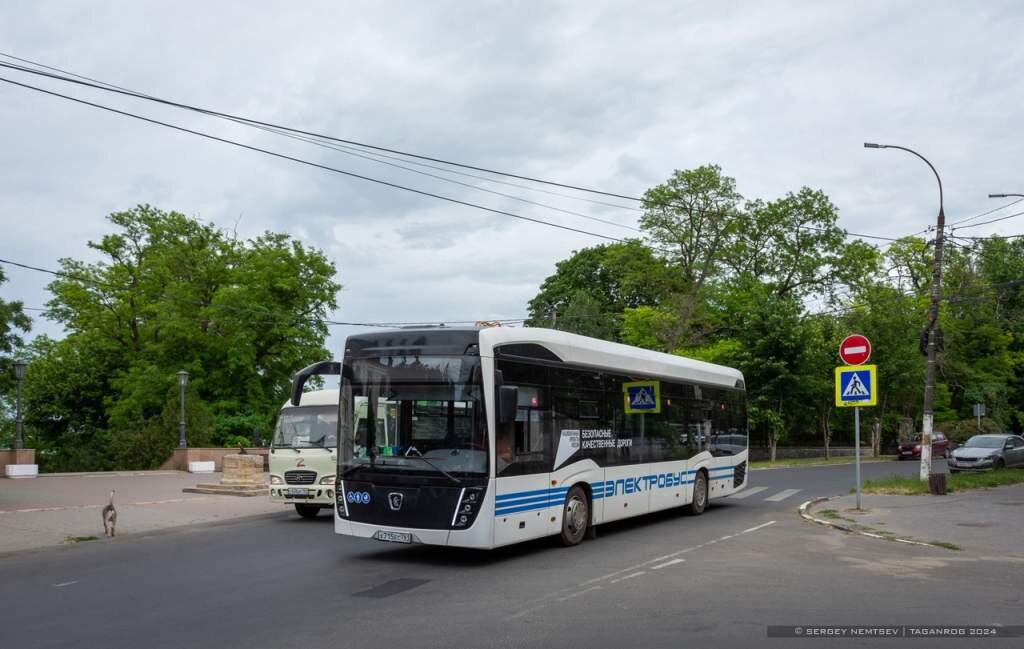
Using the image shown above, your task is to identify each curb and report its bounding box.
[797,497,951,550]
[751,457,897,471]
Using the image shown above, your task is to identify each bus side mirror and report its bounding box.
[290,360,341,406]
[498,386,519,424]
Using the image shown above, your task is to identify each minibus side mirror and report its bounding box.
[498,386,519,424]
[290,360,341,406]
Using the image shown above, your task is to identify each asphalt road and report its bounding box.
[3,458,1021,649]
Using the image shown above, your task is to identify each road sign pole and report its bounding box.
[854,406,862,510]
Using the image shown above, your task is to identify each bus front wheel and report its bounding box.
[687,471,708,516]
[295,504,321,519]
[559,486,590,547]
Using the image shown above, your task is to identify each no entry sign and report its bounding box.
[839,334,872,365]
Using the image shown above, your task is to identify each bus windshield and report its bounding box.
[340,355,487,477]
[274,406,338,449]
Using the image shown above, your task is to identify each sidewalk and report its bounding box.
[807,483,1024,555]
[0,471,284,555]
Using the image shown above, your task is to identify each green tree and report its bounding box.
[27,205,340,469]
[526,240,675,340]
[0,268,31,447]
[640,165,742,348]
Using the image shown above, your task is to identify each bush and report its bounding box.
[221,434,252,448]
[109,385,214,470]
[214,413,270,447]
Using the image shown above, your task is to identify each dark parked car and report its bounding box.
[897,432,951,460]
[949,434,1024,472]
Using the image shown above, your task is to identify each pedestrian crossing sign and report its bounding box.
[623,380,661,414]
[835,365,877,407]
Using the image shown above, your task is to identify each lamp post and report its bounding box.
[864,142,945,483]
[988,193,1024,199]
[13,359,26,450]
[176,371,189,449]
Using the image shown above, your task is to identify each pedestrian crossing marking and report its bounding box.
[728,486,768,499]
[764,488,801,502]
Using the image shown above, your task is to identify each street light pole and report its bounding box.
[13,359,26,451]
[864,143,945,482]
[176,371,189,449]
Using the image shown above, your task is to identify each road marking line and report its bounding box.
[742,520,777,534]
[556,585,602,602]
[610,571,646,584]
[53,581,78,588]
[509,518,776,620]
[729,486,767,499]
[764,488,801,502]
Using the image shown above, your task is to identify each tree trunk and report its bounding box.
[769,435,777,463]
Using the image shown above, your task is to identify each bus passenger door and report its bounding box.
[494,390,553,546]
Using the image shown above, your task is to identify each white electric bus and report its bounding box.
[289,326,748,548]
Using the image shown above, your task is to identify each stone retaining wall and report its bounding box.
[160,448,269,472]
[0,449,36,473]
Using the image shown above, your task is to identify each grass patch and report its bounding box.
[861,468,1024,495]
[930,541,962,551]
[752,455,896,469]
[64,535,98,544]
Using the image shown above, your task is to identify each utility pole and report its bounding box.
[865,143,944,483]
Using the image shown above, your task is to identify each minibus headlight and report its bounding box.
[270,475,283,485]
[319,474,336,485]
[451,487,485,529]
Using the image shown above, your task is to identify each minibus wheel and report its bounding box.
[687,470,708,515]
[559,486,590,546]
[295,504,321,519]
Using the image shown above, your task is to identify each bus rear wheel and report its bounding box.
[687,471,708,516]
[295,504,321,519]
[559,486,590,547]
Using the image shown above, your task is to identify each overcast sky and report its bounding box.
[1,1,1022,357]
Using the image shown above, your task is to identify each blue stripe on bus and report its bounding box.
[495,487,568,502]
[494,465,740,515]
[494,494,557,509]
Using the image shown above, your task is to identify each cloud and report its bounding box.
[1,0,1022,356]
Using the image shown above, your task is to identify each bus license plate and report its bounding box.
[287,488,308,497]
[375,530,412,544]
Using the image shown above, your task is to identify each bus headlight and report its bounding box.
[451,487,485,530]
[270,475,283,485]
[319,474,336,485]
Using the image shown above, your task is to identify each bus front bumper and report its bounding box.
[269,486,336,505]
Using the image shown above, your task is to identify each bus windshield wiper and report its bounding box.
[400,455,461,485]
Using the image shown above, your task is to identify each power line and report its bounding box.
[0,55,911,246]
[0,53,643,212]
[0,257,526,329]
[946,198,1024,227]
[0,57,640,233]
[949,209,1024,231]
[0,74,631,245]
[0,57,644,203]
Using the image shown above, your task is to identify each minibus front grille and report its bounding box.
[285,470,317,485]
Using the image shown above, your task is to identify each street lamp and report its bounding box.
[13,359,26,451]
[989,193,1024,199]
[176,371,189,449]
[864,142,945,484]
